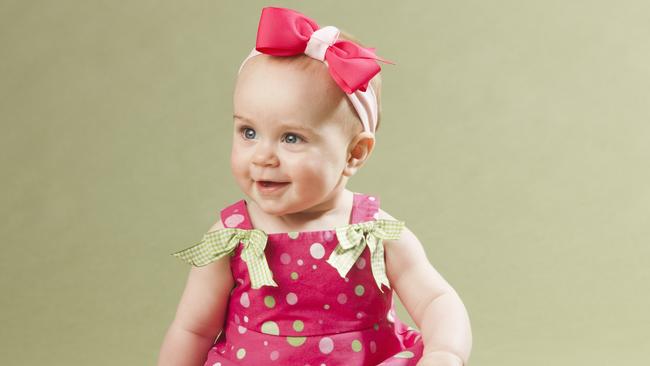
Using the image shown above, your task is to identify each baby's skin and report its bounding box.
[158,54,472,366]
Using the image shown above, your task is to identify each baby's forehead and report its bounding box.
[237,55,340,98]
[234,55,358,132]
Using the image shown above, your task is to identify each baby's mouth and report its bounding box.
[257,181,290,188]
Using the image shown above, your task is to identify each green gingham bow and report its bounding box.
[327,219,405,293]
[171,228,278,289]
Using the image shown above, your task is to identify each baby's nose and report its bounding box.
[251,141,280,167]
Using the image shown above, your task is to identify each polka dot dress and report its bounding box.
[203,193,424,366]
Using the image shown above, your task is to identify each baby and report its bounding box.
[158,7,472,366]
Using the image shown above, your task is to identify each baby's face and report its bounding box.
[231,55,360,216]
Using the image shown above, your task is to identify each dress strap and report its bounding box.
[350,192,380,224]
[220,199,254,230]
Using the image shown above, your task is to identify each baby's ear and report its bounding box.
[343,132,375,177]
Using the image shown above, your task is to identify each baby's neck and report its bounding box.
[247,189,354,233]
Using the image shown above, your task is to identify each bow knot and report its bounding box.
[255,7,394,94]
[305,26,340,61]
[171,228,278,289]
[327,219,405,292]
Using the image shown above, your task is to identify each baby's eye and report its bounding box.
[283,133,304,144]
[241,127,256,140]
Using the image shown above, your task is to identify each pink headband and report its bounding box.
[237,7,394,135]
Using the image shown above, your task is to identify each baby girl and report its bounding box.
[158,7,472,366]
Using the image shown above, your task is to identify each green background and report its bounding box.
[1,0,648,364]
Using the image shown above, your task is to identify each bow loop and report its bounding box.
[256,7,318,55]
[171,228,277,289]
[327,219,405,292]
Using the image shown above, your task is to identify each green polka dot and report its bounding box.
[264,295,276,308]
[394,351,415,359]
[236,348,246,359]
[291,272,299,280]
[293,320,304,332]
[288,231,299,239]
[351,339,362,352]
[286,336,307,347]
[373,323,379,331]
[261,321,279,335]
[355,285,365,296]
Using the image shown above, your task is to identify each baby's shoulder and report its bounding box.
[207,218,225,233]
[373,207,421,248]
[375,207,397,221]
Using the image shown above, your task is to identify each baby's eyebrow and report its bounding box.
[233,114,318,134]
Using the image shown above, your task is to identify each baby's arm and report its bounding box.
[380,209,472,366]
[157,219,235,366]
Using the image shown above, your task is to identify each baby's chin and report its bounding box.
[247,192,296,216]
[253,203,303,219]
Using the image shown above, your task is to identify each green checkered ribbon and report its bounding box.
[171,228,278,289]
[327,219,405,293]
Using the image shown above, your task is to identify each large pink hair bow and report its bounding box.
[254,7,394,94]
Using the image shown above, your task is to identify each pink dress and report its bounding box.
[185,192,424,365]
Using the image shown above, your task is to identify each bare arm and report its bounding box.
[381,209,473,365]
[157,220,235,366]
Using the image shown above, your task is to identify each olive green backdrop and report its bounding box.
[1,0,648,365]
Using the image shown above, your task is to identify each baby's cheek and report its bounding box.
[302,159,340,186]
[289,159,318,180]
[230,151,251,184]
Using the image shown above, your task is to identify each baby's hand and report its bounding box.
[416,351,464,366]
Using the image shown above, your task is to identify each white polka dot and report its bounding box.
[286,292,298,305]
[312,264,317,269]
[368,196,376,201]
[244,315,249,323]
[240,292,250,308]
[264,341,268,346]
[310,243,325,259]
[319,337,334,354]
[212,362,222,366]
[237,278,245,285]
[238,325,247,334]
[270,350,279,360]
[324,304,330,310]
[234,314,240,324]
[225,214,244,227]
[337,293,347,304]
[355,257,366,269]
[344,277,349,282]
[297,259,304,266]
[369,341,377,353]
[280,253,291,265]
[323,230,334,241]
[356,312,365,319]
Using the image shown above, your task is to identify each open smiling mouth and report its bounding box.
[256,181,290,192]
